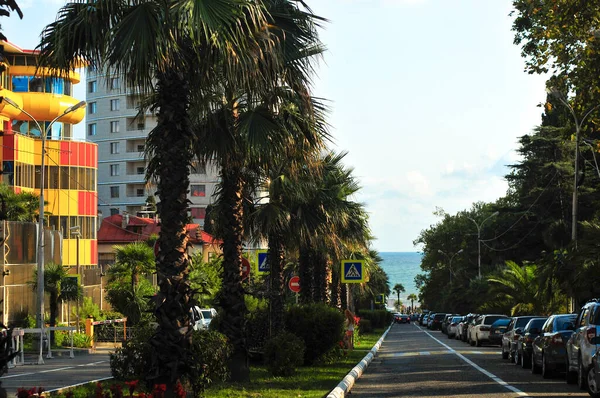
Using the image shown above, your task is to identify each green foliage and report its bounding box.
[358,318,372,333]
[246,306,269,354]
[189,253,222,307]
[263,331,305,377]
[284,304,345,365]
[357,310,392,329]
[105,278,155,326]
[77,297,101,320]
[71,332,92,348]
[0,183,40,222]
[110,323,155,380]
[99,310,124,321]
[188,329,232,394]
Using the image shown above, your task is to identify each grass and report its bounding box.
[203,327,387,398]
[47,327,388,397]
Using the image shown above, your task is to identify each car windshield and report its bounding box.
[451,317,462,322]
[201,310,213,319]
[554,315,576,329]
[491,319,510,328]
[515,317,535,328]
[526,318,546,330]
[484,316,504,325]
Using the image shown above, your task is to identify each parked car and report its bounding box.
[459,314,477,342]
[531,313,577,378]
[466,315,481,345]
[502,316,539,362]
[469,314,508,347]
[421,313,431,327]
[394,313,410,324]
[427,313,437,329]
[566,299,600,390]
[447,316,463,339]
[489,318,511,347]
[441,314,459,335]
[199,308,217,329]
[419,312,429,326]
[430,313,447,331]
[190,306,207,331]
[586,344,600,398]
[516,317,548,369]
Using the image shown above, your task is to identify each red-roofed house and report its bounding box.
[98,214,222,269]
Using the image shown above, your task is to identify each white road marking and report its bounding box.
[417,325,528,396]
[0,360,109,379]
[418,351,430,355]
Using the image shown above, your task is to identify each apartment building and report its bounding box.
[85,70,219,226]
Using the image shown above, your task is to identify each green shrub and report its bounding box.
[72,332,92,348]
[54,330,66,347]
[359,318,373,333]
[245,307,269,355]
[188,329,232,394]
[357,310,392,328]
[263,332,305,377]
[110,323,155,380]
[284,304,345,365]
[99,310,125,321]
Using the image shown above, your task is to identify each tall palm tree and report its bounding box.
[37,0,271,386]
[191,0,327,371]
[110,242,155,297]
[0,183,42,222]
[486,261,547,315]
[407,293,418,312]
[393,283,405,307]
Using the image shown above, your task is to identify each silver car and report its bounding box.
[566,299,600,392]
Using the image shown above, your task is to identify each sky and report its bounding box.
[2,0,549,252]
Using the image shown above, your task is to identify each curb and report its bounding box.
[326,323,393,398]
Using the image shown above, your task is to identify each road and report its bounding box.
[350,322,589,397]
[0,350,112,396]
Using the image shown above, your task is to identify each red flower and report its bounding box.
[174,381,186,398]
[95,382,104,398]
[125,380,139,397]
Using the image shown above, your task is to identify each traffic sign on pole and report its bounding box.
[241,257,251,280]
[289,276,300,293]
[257,250,269,274]
[341,260,365,283]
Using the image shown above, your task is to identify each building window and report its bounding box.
[88,102,97,114]
[88,80,97,93]
[110,207,119,216]
[136,167,145,175]
[110,121,120,133]
[110,142,119,154]
[110,186,119,198]
[190,185,206,197]
[88,123,96,136]
[110,77,120,90]
[191,207,206,219]
[110,164,119,176]
[110,99,120,111]
[137,144,145,152]
[136,188,145,197]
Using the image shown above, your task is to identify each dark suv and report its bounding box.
[502,316,539,362]
[566,299,600,393]
[430,313,447,331]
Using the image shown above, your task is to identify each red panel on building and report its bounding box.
[92,145,97,168]
[3,134,14,161]
[78,142,86,167]
[60,141,71,165]
[90,239,97,265]
[78,191,96,215]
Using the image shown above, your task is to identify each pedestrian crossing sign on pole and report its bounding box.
[375,293,384,304]
[257,249,269,274]
[341,260,365,283]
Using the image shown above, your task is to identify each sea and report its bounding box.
[379,252,423,308]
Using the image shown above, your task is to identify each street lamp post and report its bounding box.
[467,211,499,279]
[0,97,85,364]
[438,249,463,283]
[547,90,600,248]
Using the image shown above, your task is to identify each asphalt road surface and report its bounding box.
[350,322,589,397]
[0,349,112,396]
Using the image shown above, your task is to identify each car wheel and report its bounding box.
[566,359,578,384]
[521,350,530,369]
[587,363,600,398]
[531,352,541,374]
[514,350,520,365]
[502,345,509,360]
[579,356,588,390]
[475,336,481,347]
[509,349,514,363]
[542,354,552,379]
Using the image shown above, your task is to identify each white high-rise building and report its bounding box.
[85,69,218,226]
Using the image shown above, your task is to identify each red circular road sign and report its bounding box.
[289,276,300,293]
[153,241,160,258]
[241,258,251,280]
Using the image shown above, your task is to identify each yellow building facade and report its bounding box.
[0,41,99,322]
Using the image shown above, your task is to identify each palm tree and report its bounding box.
[0,183,42,222]
[393,283,405,307]
[30,263,80,344]
[407,293,418,313]
[110,242,155,297]
[37,0,271,386]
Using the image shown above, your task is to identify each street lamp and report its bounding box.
[0,97,85,348]
[547,89,600,248]
[467,211,499,279]
[438,249,463,283]
[69,226,81,333]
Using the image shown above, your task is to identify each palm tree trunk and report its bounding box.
[218,158,249,382]
[330,265,342,309]
[298,245,313,304]
[313,252,328,303]
[268,232,285,334]
[49,291,58,346]
[147,69,195,390]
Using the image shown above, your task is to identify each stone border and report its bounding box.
[326,323,393,398]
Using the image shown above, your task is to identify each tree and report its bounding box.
[407,293,418,313]
[0,0,22,41]
[0,183,42,222]
[110,242,155,297]
[393,283,405,307]
[37,0,271,387]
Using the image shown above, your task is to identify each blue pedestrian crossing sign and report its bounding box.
[341,260,365,283]
[257,250,269,274]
